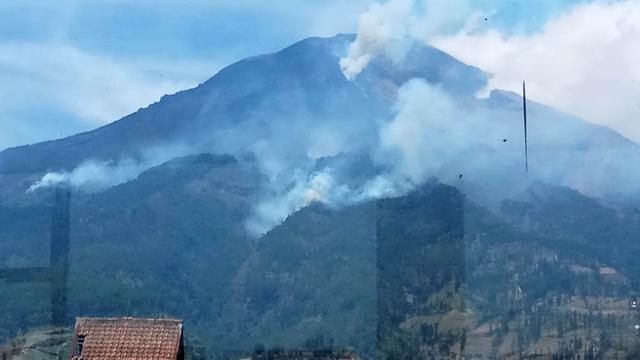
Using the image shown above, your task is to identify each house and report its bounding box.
[68,317,184,360]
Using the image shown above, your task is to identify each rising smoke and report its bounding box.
[25,0,640,237]
[27,144,191,193]
[340,0,481,79]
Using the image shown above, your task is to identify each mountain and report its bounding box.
[3,34,640,359]
[218,201,377,356]
[0,154,258,342]
[501,181,640,279]
[2,34,639,204]
[0,34,485,176]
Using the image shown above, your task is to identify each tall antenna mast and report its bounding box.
[523,80,528,173]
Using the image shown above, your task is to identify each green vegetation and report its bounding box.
[3,159,640,359]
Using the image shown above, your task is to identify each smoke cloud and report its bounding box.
[246,73,640,235]
[246,170,352,235]
[23,0,640,237]
[244,79,496,235]
[27,144,191,193]
[339,0,479,79]
[339,0,413,79]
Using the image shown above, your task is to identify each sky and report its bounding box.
[1,0,638,150]
[432,0,640,142]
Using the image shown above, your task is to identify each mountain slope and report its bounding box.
[0,34,487,176]
[4,33,640,359]
[0,154,260,343]
[3,155,640,358]
[3,34,640,206]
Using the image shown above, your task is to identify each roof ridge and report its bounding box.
[70,317,184,360]
[76,316,182,322]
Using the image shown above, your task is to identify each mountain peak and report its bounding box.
[0,34,488,176]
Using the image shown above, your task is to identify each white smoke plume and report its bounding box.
[378,78,467,182]
[245,80,498,235]
[373,78,640,201]
[339,0,413,79]
[23,0,640,238]
[27,144,191,193]
[245,170,351,236]
[340,0,479,79]
[246,72,640,236]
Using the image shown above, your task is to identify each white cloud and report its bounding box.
[432,0,640,141]
[0,42,217,124]
[0,42,219,150]
[0,0,370,150]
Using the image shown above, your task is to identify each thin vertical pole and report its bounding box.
[523,81,528,173]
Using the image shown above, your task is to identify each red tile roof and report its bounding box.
[70,317,183,360]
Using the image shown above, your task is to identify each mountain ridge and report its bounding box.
[0,34,487,175]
